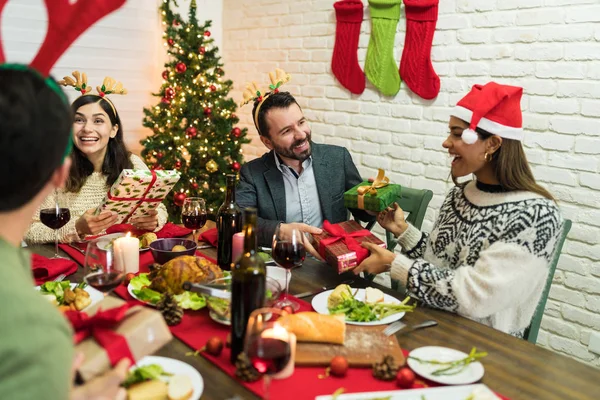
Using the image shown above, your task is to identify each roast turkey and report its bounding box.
[149,255,223,294]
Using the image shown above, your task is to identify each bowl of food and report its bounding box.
[149,238,197,264]
[205,276,282,325]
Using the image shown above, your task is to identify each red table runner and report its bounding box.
[60,245,508,400]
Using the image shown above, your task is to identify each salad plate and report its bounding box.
[407,346,485,385]
[128,356,203,400]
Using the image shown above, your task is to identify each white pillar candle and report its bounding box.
[114,233,139,274]
[231,232,245,264]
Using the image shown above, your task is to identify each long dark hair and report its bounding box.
[66,95,132,192]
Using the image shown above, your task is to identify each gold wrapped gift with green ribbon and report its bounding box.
[344,169,401,212]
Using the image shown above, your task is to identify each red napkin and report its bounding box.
[106,222,192,238]
[199,228,218,246]
[31,254,78,285]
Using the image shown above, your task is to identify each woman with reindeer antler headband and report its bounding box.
[24,72,168,244]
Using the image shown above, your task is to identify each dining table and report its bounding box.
[28,221,598,400]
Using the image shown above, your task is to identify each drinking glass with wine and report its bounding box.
[181,197,207,243]
[83,238,125,295]
[245,308,292,400]
[272,225,306,312]
[40,189,71,258]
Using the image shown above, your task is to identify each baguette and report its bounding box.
[279,312,346,345]
[127,379,168,400]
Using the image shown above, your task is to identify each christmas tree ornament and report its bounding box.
[204,30,211,37]
[198,46,206,54]
[176,62,187,73]
[231,127,241,138]
[203,107,212,116]
[174,192,187,206]
[156,152,164,159]
[332,1,365,95]
[231,161,241,171]
[215,67,223,76]
[206,159,218,173]
[210,84,217,92]
[167,38,174,46]
[191,182,199,190]
[399,0,440,100]
[157,293,183,326]
[162,70,169,80]
[175,160,182,169]
[231,113,237,120]
[161,96,171,105]
[165,86,175,99]
[173,19,180,26]
[186,126,198,138]
[364,0,402,96]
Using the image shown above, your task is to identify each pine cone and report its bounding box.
[372,355,399,381]
[234,353,262,382]
[157,293,183,326]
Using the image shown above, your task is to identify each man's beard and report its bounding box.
[273,132,312,161]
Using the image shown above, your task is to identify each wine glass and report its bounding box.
[272,225,306,312]
[83,238,125,295]
[181,197,207,243]
[40,189,71,259]
[245,308,292,400]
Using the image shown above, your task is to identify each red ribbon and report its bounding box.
[66,302,137,366]
[318,220,372,264]
[106,170,162,224]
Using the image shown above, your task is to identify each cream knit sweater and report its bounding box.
[25,154,168,244]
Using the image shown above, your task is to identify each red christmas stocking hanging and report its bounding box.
[332,0,365,95]
[399,0,440,100]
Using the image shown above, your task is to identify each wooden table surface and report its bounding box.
[30,225,598,400]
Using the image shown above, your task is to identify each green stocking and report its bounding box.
[365,0,402,96]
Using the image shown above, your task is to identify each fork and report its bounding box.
[53,273,67,282]
[383,319,438,337]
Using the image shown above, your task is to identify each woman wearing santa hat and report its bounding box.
[354,82,563,338]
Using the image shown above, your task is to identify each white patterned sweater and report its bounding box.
[24,154,168,244]
[391,180,563,337]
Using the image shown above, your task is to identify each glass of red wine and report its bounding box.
[272,225,306,312]
[245,308,292,400]
[40,189,71,259]
[181,197,207,243]
[83,238,125,295]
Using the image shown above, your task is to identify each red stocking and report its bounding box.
[332,0,365,95]
[399,0,440,100]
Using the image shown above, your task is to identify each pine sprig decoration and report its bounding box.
[141,0,250,220]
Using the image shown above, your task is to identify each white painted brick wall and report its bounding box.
[221,0,600,367]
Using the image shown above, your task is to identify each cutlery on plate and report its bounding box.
[383,319,437,337]
[53,274,67,283]
[294,279,354,299]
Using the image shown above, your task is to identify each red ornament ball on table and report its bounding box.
[330,356,348,377]
[198,46,206,54]
[204,30,211,37]
[186,126,198,138]
[231,127,241,138]
[161,70,169,80]
[176,62,187,73]
[396,367,416,388]
[167,38,174,46]
[203,107,212,116]
[174,192,187,207]
[231,161,241,171]
[210,84,217,92]
[165,87,175,99]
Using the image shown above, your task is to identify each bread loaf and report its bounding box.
[127,379,168,400]
[279,312,345,345]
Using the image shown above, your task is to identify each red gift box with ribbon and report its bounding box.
[67,297,172,381]
[312,220,386,273]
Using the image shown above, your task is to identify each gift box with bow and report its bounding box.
[344,169,401,212]
[312,220,386,273]
[97,169,180,224]
[67,297,172,381]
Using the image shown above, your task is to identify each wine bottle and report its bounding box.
[230,207,266,364]
[216,174,242,271]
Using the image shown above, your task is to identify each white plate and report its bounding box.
[314,383,499,400]
[96,233,150,252]
[208,310,231,326]
[311,288,405,326]
[131,356,203,400]
[407,346,485,385]
[36,283,104,311]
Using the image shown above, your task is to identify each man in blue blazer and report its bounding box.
[236,91,374,248]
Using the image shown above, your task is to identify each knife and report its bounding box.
[294,279,354,299]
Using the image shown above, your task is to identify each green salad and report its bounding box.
[129,273,206,310]
[327,285,415,322]
[40,281,87,303]
[122,364,172,388]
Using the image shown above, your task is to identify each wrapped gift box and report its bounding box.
[312,220,386,273]
[71,297,172,381]
[344,169,400,212]
[97,169,180,224]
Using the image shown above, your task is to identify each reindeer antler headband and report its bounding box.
[59,71,128,115]
[0,0,127,161]
[239,68,291,135]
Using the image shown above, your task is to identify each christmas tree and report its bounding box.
[141,0,249,220]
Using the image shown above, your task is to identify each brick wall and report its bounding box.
[222,0,600,367]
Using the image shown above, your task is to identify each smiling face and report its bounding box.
[72,102,118,160]
[260,103,312,162]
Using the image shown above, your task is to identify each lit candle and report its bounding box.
[114,232,139,274]
[263,322,296,380]
[231,232,244,264]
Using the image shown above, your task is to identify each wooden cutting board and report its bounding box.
[295,324,404,367]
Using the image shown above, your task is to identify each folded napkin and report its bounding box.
[106,222,192,238]
[31,254,78,285]
[199,228,218,247]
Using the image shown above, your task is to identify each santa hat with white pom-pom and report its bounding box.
[450,82,524,145]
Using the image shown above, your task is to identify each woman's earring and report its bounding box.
[484,152,492,162]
